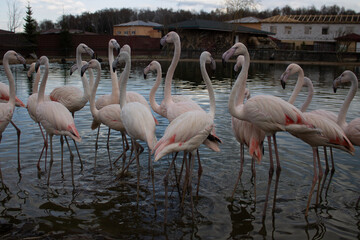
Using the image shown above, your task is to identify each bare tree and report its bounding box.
[224,0,258,14]
[7,0,22,32]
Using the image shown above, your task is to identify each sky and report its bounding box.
[1,0,360,32]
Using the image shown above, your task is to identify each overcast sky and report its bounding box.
[1,0,360,32]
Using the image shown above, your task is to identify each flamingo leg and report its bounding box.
[231,143,245,200]
[316,148,323,205]
[114,132,129,166]
[305,147,318,217]
[0,134,4,185]
[148,146,156,211]
[251,156,256,202]
[330,147,335,173]
[47,135,54,185]
[37,123,48,171]
[181,152,189,208]
[196,148,202,199]
[10,120,21,171]
[262,135,274,221]
[164,153,177,224]
[64,137,75,187]
[188,151,196,221]
[323,146,329,174]
[94,125,101,168]
[106,128,113,170]
[73,140,83,171]
[272,134,281,173]
[60,136,64,176]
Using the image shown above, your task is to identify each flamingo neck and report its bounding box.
[90,66,101,119]
[149,64,162,115]
[337,74,358,128]
[108,45,119,103]
[38,60,49,104]
[32,68,41,94]
[300,78,314,112]
[119,55,131,109]
[76,47,91,100]
[200,59,216,119]
[228,51,250,120]
[3,56,16,107]
[288,69,305,105]
[164,36,180,102]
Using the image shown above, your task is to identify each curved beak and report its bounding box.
[144,65,150,79]
[112,58,119,73]
[160,35,167,48]
[222,47,236,67]
[80,63,89,77]
[69,63,78,76]
[333,76,341,93]
[35,61,40,73]
[279,72,289,89]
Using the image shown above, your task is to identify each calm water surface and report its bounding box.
[0,59,359,239]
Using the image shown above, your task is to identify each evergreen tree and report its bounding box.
[23,1,37,46]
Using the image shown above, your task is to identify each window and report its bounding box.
[116,31,121,35]
[284,26,292,34]
[304,26,312,35]
[131,31,136,35]
[322,27,328,35]
[124,31,128,35]
[270,26,277,34]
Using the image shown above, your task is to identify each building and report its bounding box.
[261,15,360,51]
[226,17,262,30]
[113,20,162,38]
[155,19,274,57]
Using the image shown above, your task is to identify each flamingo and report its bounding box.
[0,50,26,183]
[35,56,81,186]
[152,51,217,223]
[333,70,360,146]
[81,59,128,169]
[89,39,125,166]
[49,43,95,168]
[112,51,157,208]
[279,63,355,216]
[230,55,265,200]
[27,62,52,170]
[280,63,337,172]
[223,43,322,218]
[150,31,221,193]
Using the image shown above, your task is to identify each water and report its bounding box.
[0,59,359,239]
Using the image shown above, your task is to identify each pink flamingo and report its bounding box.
[89,39,126,165]
[113,51,157,208]
[0,50,26,183]
[27,62,52,170]
[49,43,95,168]
[153,51,217,223]
[230,55,265,200]
[280,63,338,172]
[279,63,355,216]
[81,59,128,170]
[333,70,360,146]
[150,31,221,193]
[223,43,323,218]
[35,56,81,186]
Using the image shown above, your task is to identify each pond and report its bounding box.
[0,57,359,239]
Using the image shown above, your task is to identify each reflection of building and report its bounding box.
[260,15,360,51]
[113,20,162,38]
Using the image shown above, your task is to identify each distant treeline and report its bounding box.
[36,4,359,35]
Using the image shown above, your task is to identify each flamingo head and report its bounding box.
[4,50,26,69]
[234,55,245,72]
[109,39,121,55]
[160,31,179,47]
[120,44,131,55]
[222,42,248,67]
[81,59,100,76]
[200,51,216,73]
[333,70,358,93]
[112,51,130,73]
[35,56,49,72]
[77,43,96,59]
[27,62,36,80]
[144,60,161,79]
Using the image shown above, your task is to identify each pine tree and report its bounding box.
[23,1,37,46]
